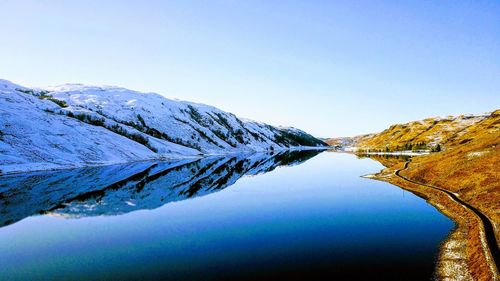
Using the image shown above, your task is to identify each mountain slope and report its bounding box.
[329,113,490,152]
[0,80,326,174]
[399,110,499,231]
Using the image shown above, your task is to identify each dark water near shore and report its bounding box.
[0,151,453,280]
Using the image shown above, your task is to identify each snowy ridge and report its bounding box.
[0,80,326,174]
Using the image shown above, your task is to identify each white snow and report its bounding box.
[0,79,326,174]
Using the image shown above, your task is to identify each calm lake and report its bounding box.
[0,151,453,280]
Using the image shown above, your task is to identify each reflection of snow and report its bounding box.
[0,150,321,226]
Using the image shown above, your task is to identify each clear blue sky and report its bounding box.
[1,0,499,137]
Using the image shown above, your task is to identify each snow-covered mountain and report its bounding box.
[0,79,326,174]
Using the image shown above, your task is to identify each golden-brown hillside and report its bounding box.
[352,110,500,280]
[355,110,499,224]
[401,110,499,226]
[353,113,490,152]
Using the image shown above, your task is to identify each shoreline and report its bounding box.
[367,161,499,280]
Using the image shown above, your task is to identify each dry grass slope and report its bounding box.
[401,110,500,242]
[355,113,489,152]
[353,109,499,280]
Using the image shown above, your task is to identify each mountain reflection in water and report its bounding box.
[0,150,321,226]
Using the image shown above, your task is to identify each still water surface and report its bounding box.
[0,151,453,280]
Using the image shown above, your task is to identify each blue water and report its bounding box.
[0,151,453,280]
